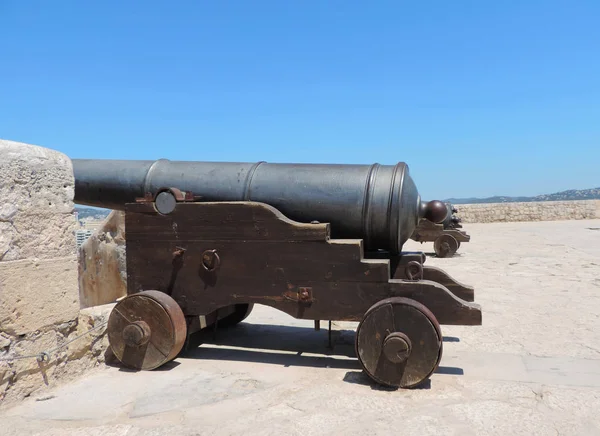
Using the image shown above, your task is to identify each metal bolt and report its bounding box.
[298,287,312,301]
[383,332,412,364]
[122,321,151,347]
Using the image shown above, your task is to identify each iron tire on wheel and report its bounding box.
[434,234,459,258]
[107,290,187,371]
[355,297,443,388]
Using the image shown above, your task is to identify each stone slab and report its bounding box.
[0,257,79,336]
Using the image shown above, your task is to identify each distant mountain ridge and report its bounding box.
[73,187,600,219]
[445,187,600,204]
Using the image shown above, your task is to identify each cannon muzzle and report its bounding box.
[72,159,446,254]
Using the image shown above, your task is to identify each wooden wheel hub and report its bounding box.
[382,332,412,364]
[107,290,187,371]
[356,297,443,388]
[434,234,458,258]
[122,321,151,347]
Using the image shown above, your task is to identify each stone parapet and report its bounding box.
[456,199,600,223]
[0,139,110,407]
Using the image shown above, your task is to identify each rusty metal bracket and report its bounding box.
[298,287,313,303]
[135,193,155,203]
[283,286,314,305]
[173,246,186,259]
[135,187,202,205]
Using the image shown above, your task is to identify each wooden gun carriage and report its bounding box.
[411,203,471,258]
[73,158,482,389]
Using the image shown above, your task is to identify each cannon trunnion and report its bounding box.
[103,188,481,389]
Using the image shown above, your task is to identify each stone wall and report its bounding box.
[79,211,127,309]
[0,139,111,408]
[456,199,600,223]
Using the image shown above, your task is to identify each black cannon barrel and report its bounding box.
[440,202,462,229]
[441,203,455,228]
[72,159,446,254]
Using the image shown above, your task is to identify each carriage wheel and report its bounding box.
[107,290,187,370]
[355,297,443,388]
[434,234,459,258]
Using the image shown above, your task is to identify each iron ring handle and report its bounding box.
[201,249,221,272]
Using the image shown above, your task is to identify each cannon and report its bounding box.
[73,158,482,389]
[410,202,471,258]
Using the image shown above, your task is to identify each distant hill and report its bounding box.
[73,187,600,218]
[445,187,600,204]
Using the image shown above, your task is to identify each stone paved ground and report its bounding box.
[1,219,599,436]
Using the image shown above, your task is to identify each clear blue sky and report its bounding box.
[1,1,598,200]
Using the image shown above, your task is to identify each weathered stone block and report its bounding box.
[66,303,113,362]
[0,258,79,336]
[79,211,127,308]
[0,328,63,405]
[0,139,77,261]
[0,332,11,350]
[0,304,113,407]
[0,304,114,406]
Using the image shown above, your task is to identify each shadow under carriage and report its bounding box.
[180,314,465,389]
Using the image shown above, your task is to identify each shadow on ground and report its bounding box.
[423,252,465,258]
[163,322,465,388]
